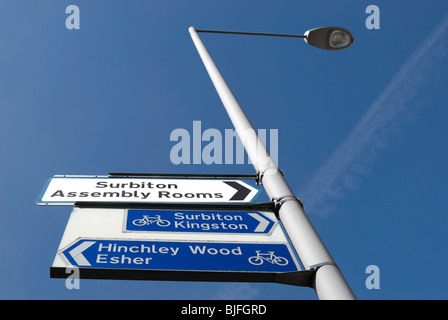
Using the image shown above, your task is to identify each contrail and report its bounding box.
[299,13,448,216]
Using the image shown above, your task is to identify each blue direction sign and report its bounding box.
[59,238,300,273]
[124,209,277,234]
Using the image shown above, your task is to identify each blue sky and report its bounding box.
[1,0,448,299]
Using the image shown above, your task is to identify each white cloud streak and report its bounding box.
[299,13,448,216]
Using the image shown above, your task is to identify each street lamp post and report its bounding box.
[189,26,355,300]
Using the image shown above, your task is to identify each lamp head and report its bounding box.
[304,27,354,50]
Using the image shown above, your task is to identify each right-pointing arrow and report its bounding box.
[249,213,271,232]
[68,241,96,266]
[223,181,251,201]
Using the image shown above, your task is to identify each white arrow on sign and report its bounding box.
[67,241,96,266]
[248,213,271,233]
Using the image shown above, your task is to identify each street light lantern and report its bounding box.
[193,26,354,51]
[304,27,354,50]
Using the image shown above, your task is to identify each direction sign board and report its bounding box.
[58,238,300,273]
[50,206,313,286]
[37,175,260,205]
[124,209,277,234]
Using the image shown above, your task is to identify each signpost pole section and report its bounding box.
[189,27,355,300]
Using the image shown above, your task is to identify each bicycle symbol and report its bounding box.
[132,215,170,227]
[248,250,289,266]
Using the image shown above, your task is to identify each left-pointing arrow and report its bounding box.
[68,241,96,266]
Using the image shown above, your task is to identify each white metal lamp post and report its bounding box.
[189,26,355,300]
